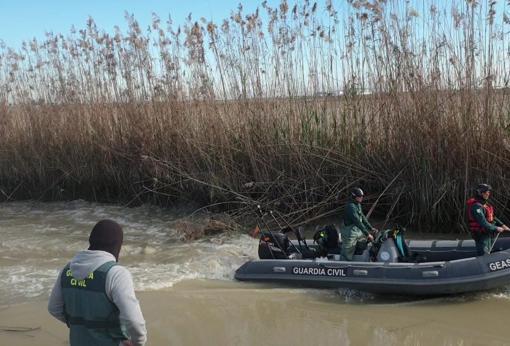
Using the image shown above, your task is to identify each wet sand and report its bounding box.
[1,280,510,346]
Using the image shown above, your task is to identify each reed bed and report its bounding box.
[1,0,510,231]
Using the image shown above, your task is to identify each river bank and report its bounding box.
[3,1,510,231]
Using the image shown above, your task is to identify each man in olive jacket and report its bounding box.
[340,187,378,261]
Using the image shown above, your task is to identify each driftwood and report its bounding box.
[174,218,236,241]
[0,325,41,333]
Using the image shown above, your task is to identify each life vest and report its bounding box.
[467,197,494,233]
[61,261,128,346]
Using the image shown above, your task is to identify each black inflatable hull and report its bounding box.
[235,238,510,296]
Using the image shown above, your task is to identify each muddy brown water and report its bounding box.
[1,201,509,345]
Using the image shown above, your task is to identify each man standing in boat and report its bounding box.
[340,187,378,260]
[467,183,510,255]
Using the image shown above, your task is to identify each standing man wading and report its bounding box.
[48,219,147,346]
[467,184,510,256]
[340,187,378,261]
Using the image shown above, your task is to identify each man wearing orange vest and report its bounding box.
[467,184,510,255]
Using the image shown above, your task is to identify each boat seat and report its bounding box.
[435,240,460,247]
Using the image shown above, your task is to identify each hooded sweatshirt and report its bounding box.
[48,250,147,346]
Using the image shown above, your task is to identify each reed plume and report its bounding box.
[1,0,510,231]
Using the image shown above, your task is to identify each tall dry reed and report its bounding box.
[1,0,510,231]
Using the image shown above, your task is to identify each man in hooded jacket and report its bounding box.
[48,219,147,346]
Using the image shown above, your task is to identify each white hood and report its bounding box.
[69,250,116,279]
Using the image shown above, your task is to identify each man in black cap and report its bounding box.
[340,187,378,261]
[467,184,510,255]
[48,220,147,346]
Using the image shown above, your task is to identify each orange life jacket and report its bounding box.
[466,197,494,233]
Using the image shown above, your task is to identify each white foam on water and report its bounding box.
[484,286,510,300]
[128,234,259,290]
[0,200,261,305]
[336,288,376,303]
[0,266,59,304]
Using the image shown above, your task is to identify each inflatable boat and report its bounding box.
[235,225,510,296]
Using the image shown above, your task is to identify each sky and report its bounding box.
[0,0,284,48]
[2,1,507,49]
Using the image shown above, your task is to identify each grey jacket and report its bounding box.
[48,250,147,346]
